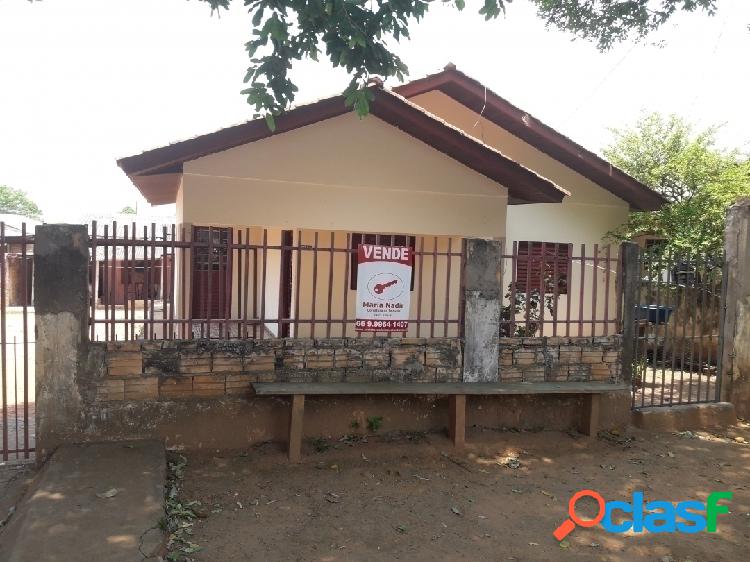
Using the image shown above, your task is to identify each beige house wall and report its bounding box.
[180,112,508,238]
[411,91,629,336]
[175,113,487,335]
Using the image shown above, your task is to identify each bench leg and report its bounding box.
[582,394,601,438]
[448,395,466,449]
[288,394,305,462]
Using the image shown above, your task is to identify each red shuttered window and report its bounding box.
[515,241,571,294]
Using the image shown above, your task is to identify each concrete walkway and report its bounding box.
[0,441,165,562]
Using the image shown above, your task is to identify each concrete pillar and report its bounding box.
[34,225,90,462]
[619,242,640,385]
[720,199,750,416]
[462,238,501,382]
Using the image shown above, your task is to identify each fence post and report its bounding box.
[720,198,750,416]
[34,224,90,463]
[462,238,502,382]
[619,242,640,386]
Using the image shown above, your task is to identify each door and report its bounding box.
[191,227,232,319]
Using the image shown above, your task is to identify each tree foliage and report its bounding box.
[0,185,42,220]
[604,113,750,255]
[198,0,717,124]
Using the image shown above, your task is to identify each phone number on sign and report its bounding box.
[355,320,409,331]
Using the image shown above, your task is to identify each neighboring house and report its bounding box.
[116,64,665,338]
[0,213,39,307]
[85,214,175,306]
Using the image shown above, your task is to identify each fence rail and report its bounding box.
[0,222,34,461]
[89,223,624,343]
[89,223,466,341]
[499,242,622,338]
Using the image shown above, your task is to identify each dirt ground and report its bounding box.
[176,422,750,562]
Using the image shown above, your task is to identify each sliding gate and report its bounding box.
[632,247,725,409]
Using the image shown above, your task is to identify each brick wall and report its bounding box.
[96,337,464,402]
[499,336,622,383]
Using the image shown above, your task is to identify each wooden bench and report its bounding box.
[251,381,629,462]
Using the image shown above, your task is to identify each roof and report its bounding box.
[0,214,42,236]
[118,87,569,206]
[394,66,665,211]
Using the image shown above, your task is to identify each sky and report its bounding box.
[0,0,748,222]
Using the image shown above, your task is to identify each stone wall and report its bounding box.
[94,335,622,404]
[499,336,622,383]
[96,338,464,402]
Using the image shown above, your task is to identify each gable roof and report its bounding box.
[394,66,666,211]
[118,87,568,206]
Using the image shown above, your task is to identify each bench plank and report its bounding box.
[253,381,629,396]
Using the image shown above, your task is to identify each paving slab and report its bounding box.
[0,440,165,562]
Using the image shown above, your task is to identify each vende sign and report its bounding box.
[355,244,413,332]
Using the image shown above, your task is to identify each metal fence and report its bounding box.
[0,223,34,461]
[499,242,622,338]
[88,223,466,341]
[631,248,725,408]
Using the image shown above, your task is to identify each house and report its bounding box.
[0,213,38,307]
[116,64,665,340]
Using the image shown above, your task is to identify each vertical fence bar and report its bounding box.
[715,254,728,402]
[142,226,149,339]
[679,251,691,403]
[259,229,267,339]
[206,226,214,339]
[90,221,97,341]
[591,243,598,336]
[687,252,699,403]
[293,230,302,338]
[458,238,467,339]
[342,233,350,337]
[169,225,176,339]
[130,223,137,340]
[180,226,186,339]
[326,232,334,338]
[523,243,532,334]
[245,229,252,338]
[603,245,611,336]
[538,243,546,336]
[149,223,156,339]
[21,224,29,457]
[236,230,243,338]
[1,223,7,460]
[443,238,453,338]
[223,228,232,339]
[416,237,424,338]
[643,249,655,407]
[565,244,573,337]
[430,237,438,338]
[696,253,709,402]
[667,247,681,404]
[551,243,560,337]
[310,232,319,338]
[123,225,130,340]
[110,221,117,341]
[652,248,666,405]
[162,225,168,338]
[509,241,518,337]
[577,244,585,337]
[102,224,109,342]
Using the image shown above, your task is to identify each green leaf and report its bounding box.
[264,113,276,132]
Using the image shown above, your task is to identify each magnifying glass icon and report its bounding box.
[553,490,606,541]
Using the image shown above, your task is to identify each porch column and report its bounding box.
[721,198,750,416]
[462,238,502,382]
